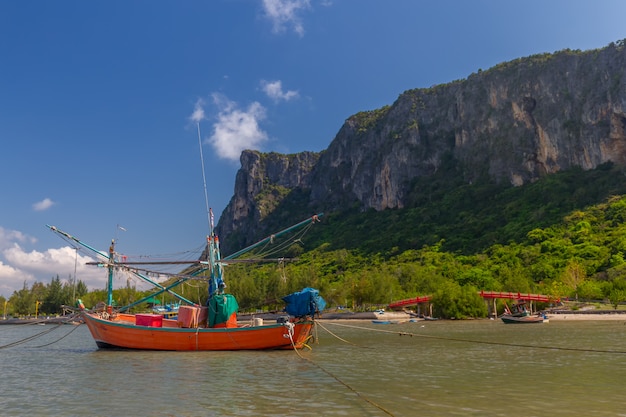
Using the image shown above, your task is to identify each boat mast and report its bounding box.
[197,122,225,298]
[197,122,212,234]
[207,223,225,298]
[107,239,115,313]
[47,225,117,313]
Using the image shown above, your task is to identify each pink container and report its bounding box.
[177,306,200,328]
[135,314,163,327]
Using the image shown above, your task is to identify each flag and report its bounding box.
[210,208,214,229]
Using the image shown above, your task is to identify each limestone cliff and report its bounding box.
[217,40,626,251]
[217,150,320,253]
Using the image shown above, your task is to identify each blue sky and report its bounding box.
[1,0,626,298]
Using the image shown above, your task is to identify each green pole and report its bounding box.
[107,240,114,311]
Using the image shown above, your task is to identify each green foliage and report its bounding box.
[7,275,90,317]
[431,282,488,319]
[302,163,626,257]
[18,164,626,319]
[352,106,391,133]
[608,289,626,310]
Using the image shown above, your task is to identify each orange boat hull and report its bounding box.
[82,312,314,351]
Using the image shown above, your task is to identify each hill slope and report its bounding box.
[217,40,626,256]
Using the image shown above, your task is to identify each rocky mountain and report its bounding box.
[216,150,320,253]
[216,40,626,254]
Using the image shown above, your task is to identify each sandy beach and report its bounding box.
[546,312,626,321]
[319,310,626,321]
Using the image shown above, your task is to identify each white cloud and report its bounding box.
[261,80,299,102]
[33,198,55,211]
[0,260,33,297]
[262,0,311,36]
[208,93,268,161]
[1,243,106,296]
[189,98,206,123]
[0,227,176,298]
[0,226,109,297]
[0,227,36,250]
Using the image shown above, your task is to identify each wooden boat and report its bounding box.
[48,214,326,351]
[372,319,399,324]
[501,314,547,324]
[82,312,315,350]
[500,300,547,324]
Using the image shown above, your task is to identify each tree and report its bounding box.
[43,275,64,315]
[608,289,626,310]
[431,281,487,319]
[561,260,586,300]
[576,280,604,300]
[0,295,8,318]
[10,282,33,316]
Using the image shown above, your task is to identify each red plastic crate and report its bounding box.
[135,313,163,327]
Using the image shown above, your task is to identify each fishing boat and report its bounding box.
[151,302,180,319]
[372,320,402,324]
[47,214,326,351]
[500,300,548,324]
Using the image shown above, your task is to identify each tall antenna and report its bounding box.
[197,123,212,235]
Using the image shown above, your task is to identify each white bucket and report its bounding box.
[253,317,264,327]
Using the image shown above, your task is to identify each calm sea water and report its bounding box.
[1,319,625,417]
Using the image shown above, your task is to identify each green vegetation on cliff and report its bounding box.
[229,162,626,318]
[5,163,626,320]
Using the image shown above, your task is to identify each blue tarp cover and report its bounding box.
[282,287,326,317]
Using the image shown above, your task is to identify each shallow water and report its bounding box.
[1,319,625,416]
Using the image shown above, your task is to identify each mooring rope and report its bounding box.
[287,322,396,417]
[315,320,371,348]
[0,315,82,349]
[30,323,83,348]
[323,321,626,354]
[297,319,626,416]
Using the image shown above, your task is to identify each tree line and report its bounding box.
[1,276,88,318]
[5,166,626,319]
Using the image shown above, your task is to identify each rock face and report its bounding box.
[217,41,626,250]
[217,151,320,252]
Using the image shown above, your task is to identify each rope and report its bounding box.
[287,322,396,417]
[31,323,82,348]
[323,321,626,355]
[237,221,315,260]
[0,315,82,349]
[291,319,626,416]
[0,325,59,349]
[315,320,371,348]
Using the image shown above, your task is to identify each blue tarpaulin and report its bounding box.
[282,287,326,317]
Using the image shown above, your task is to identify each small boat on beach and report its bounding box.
[48,214,326,351]
[500,300,548,324]
[372,319,402,324]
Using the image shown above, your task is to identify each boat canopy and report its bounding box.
[283,287,326,317]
